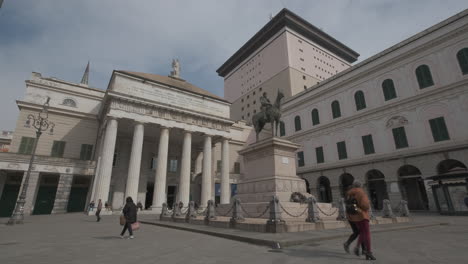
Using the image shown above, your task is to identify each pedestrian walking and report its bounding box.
[96,199,102,222]
[343,182,365,255]
[120,196,138,239]
[346,181,376,260]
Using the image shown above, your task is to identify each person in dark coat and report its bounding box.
[120,197,138,239]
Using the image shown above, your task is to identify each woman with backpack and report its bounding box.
[345,181,376,261]
[120,197,138,239]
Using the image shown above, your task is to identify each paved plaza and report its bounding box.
[0,213,467,264]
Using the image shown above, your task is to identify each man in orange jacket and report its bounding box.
[346,181,376,260]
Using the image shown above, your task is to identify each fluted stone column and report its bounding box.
[178,131,192,207]
[220,138,230,204]
[152,127,170,212]
[201,135,212,208]
[125,122,144,202]
[94,118,118,204]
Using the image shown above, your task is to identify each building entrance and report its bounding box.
[67,176,90,212]
[0,172,23,217]
[33,174,59,215]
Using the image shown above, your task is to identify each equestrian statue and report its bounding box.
[252,90,284,141]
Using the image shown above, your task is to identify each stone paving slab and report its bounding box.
[139,215,447,248]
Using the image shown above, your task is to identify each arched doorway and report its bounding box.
[339,173,354,197]
[437,159,467,174]
[366,169,389,210]
[317,176,332,203]
[398,165,429,210]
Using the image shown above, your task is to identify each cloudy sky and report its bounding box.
[0,0,467,130]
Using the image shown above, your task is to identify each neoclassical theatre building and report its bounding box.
[0,67,250,216]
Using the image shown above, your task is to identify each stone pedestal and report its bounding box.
[237,137,307,203]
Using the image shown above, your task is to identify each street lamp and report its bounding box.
[7,97,55,225]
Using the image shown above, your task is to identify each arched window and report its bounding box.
[456,48,468,75]
[354,91,366,111]
[279,121,285,136]
[311,109,320,125]
[415,65,434,89]
[331,100,341,119]
[382,79,397,101]
[294,116,302,131]
[62,98,76,107]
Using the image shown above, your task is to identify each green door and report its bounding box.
[0,184,21,217]
[67,187,89,212]
[33,186,57,215]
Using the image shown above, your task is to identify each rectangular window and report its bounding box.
[392,127,409,149]
[362,135,375,155]
[217,160,222,172]
[429,117,450,142]
[297,151,305,167]
[80,144,93,160]
[169,159,178,172]
[315,147,324,164]
[233,162,241,174]
[18,137,35,154]
[51,141,66,158]
[337,141,347,160]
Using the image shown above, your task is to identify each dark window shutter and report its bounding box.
[332,101,341,118]
[297,151,305,167]
[337,141,347,160]
[362,135,375,155]
[280,121,285,136]
[295,116,302,131]
[354,91,366,110]
[416,65,434,89]
[312,109,320,125]
[315,147,324,163]
[429,117,450,142]
[382,79,397,101]
[392,127,409,149]
[457,48,468,75]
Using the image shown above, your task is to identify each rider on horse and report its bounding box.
[260,92,272,120]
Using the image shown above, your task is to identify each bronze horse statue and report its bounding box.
[252,90,284,141]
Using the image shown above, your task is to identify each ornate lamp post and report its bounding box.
[7,97,55,225]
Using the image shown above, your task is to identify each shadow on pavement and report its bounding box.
[92,236,122,240]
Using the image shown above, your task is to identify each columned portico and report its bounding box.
[201,135,212,208]
[177,130,192,207]
[94,118,118,203]
[152,126,170,212]
[125,122,144,202]
[220,138,230,204]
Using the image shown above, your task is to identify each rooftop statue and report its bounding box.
[252,90,284,141]
[170,59,180,78]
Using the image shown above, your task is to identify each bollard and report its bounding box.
[266,195,285,233]
[204,200,217,224]
[336,198,347,221]
[382,199,395,218]
[399,200,410,217]
[306,196,321,223]
[230,198,245,227]
[185,201,197,222]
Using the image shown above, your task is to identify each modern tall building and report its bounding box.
[217,8,359,123]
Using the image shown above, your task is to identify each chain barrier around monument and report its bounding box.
[279,203,308,218]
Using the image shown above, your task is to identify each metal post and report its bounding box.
[7,97,54,225]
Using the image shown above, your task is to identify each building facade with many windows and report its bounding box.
[217,8,359,123]
[281,9,468,214]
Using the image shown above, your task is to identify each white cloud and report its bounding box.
[0,0,466,129]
